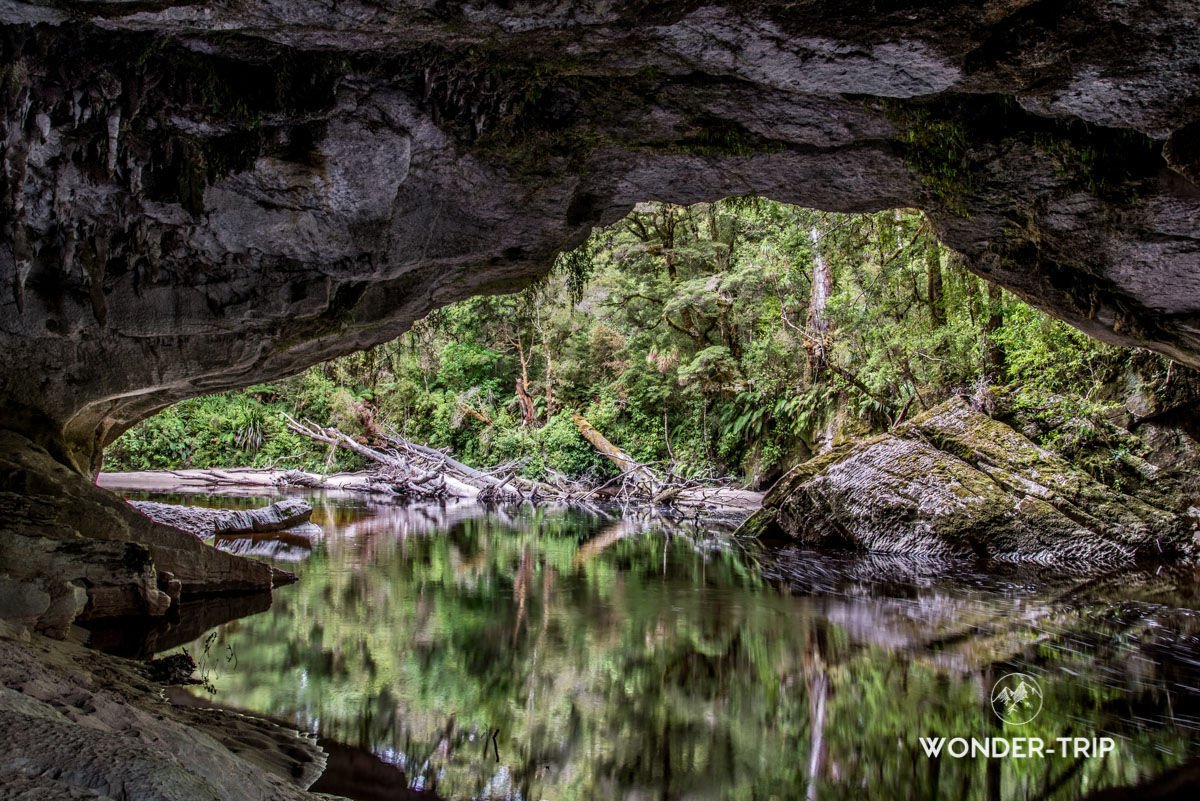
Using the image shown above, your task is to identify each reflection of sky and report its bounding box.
[121,489,1200,801]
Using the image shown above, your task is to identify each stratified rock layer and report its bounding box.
[0,431,278,636]
[0,1,1196,477]
[741,397,1194,563]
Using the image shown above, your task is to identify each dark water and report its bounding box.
[113,488,1200,801]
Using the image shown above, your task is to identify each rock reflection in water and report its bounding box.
[131,491,1199,801]
[86,590,274,660]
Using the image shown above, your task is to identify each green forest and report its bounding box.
[106,199,1144,487]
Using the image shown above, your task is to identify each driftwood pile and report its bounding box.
[280,412,761,517]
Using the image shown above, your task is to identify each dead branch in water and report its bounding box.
[280,412,761,515]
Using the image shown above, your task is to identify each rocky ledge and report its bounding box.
[0,431,287,638]
[740,396,1198,563]
[0,621,328,800]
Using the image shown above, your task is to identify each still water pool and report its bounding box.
[112,489,1200,801]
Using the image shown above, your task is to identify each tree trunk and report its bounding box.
[806,225,833,375]
[962,264,982,327]
[571,414,657,490]
[514,337,537,427]
[983,281,1006,376]
[540,316,554,419]
[804,632,830,801]
[926,238,945,328]
[657,205,679,281]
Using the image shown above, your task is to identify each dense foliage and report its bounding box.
[106,200,1148,484]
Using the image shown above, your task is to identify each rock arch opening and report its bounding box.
[2,0,1199,638]
[1,11,1198,480]
[99,197,1166,500]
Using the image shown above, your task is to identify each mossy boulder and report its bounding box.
[742,397,1194,563]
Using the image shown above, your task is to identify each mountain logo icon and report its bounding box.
[990,672,1043,725]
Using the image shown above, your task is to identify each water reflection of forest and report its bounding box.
[118,492,1200,800]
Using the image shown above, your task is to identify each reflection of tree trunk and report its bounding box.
[979,665,1003,801]
[572,518,640,567]
[804,631,830,801]
[513,544,531,641]
[987,752,1001,801]
[658,719,672,801]
[926,744,941,801]
[986,666,1002,801]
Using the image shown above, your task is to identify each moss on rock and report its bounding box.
[741,396,1194,563]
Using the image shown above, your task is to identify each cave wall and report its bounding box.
[0,0,1197,475]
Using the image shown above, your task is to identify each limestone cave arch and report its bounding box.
[1,1,1198,632]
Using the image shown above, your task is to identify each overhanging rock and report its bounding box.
[0,1,1196,477]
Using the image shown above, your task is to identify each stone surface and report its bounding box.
[0,430,278,635]
[994,355,1200,524]
[128,498,315,538]
[0,2,1195,478]
[0,627,327,800]
[740,397,1194,563]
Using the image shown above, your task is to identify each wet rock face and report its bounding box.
[0,2,1197,473]
[741,397,1195,563]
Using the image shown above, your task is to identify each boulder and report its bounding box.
[740,397,1195,563]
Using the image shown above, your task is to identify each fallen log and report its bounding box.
[128,499,315,539]
[281,412,406,471]
[379,427,506,490]
[282,413,499,500]
[571,414,659,492]
[276,413,760,517]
